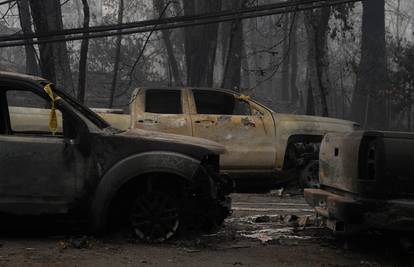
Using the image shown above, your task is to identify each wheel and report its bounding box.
[299,160,320,188]
[130,191,179,242]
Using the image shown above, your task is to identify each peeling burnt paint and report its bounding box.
[241,117,256,127]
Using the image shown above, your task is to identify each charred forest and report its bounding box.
[0,0,413,130]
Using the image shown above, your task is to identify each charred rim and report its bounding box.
[130,191,179,242]
[299,160,320,188]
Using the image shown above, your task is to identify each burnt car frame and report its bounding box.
[0,71,232,241]
[305,131,414,234]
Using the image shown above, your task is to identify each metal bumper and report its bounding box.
[305,188,414,232]
[304,188,364,232]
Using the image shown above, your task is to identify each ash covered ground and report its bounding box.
[0,193,412,267]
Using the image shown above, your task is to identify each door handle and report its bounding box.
[194,120,215,124]
[137,119,158,124]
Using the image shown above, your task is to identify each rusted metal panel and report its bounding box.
[187,89,277,170]
[318,131,364,193]
[189,114,276,169]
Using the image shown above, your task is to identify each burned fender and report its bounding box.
[90,151,201,233]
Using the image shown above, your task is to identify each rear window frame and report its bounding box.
[144,89,183,115]
[192,89,252,116]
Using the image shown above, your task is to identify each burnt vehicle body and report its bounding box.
[97,87,357,192]
[0,71,232,241]
[304,131,414,234]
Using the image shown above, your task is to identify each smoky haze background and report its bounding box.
[0,0,413,131]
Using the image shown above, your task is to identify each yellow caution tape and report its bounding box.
[43,83,60,135]
[237,94,251,101]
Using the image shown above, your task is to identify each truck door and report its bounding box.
[0,87,82,214]
[189,89,276,170]
[131,88,192,136]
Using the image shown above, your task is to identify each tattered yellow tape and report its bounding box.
[43,83,60,135]
[237,94,251,101]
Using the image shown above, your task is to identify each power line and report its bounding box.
[0,0,362,48]
[0,0,15,6]
[1,0,350,41]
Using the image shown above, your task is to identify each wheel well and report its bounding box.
[107,172,190,229]
[283,135,323,170]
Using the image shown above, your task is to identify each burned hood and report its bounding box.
[273,113,357,134]
[274,113,356,127]
[119,128,226,155]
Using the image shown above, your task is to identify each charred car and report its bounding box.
[0,71,232,241]
[305,131,414,234]
[99,87,357,191]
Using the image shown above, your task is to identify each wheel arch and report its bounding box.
[281,134,324,171]
[90,151,201,233]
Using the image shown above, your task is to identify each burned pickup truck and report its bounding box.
[0,71,232,241]
[305,131,414,234]
[100,87,357,191]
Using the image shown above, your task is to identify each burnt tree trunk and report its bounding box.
[77,0,90,103]
[17,0,39,75]
[54,1,75,93]
[351,0,387,129]
[290,12,299,103]
[74,0,83,27]
[304,7,331,117]
[29,0,74,93]
[183,0,221,87]
[281,14,290,101]
[153,0,182,86]
[306,82,315,115]
[109,0,124,108]
[221,0,245,91]
[29,0,56,82]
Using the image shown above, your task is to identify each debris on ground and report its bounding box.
[58,236,96,250]
[240,228,314,244]
[0,194,412,266]
[284,214,299,225]
[254,216,271,223]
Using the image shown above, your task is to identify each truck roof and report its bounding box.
[0,71,46,84]
[137,86,244,96]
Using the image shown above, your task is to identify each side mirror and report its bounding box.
[62,113,89,148]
